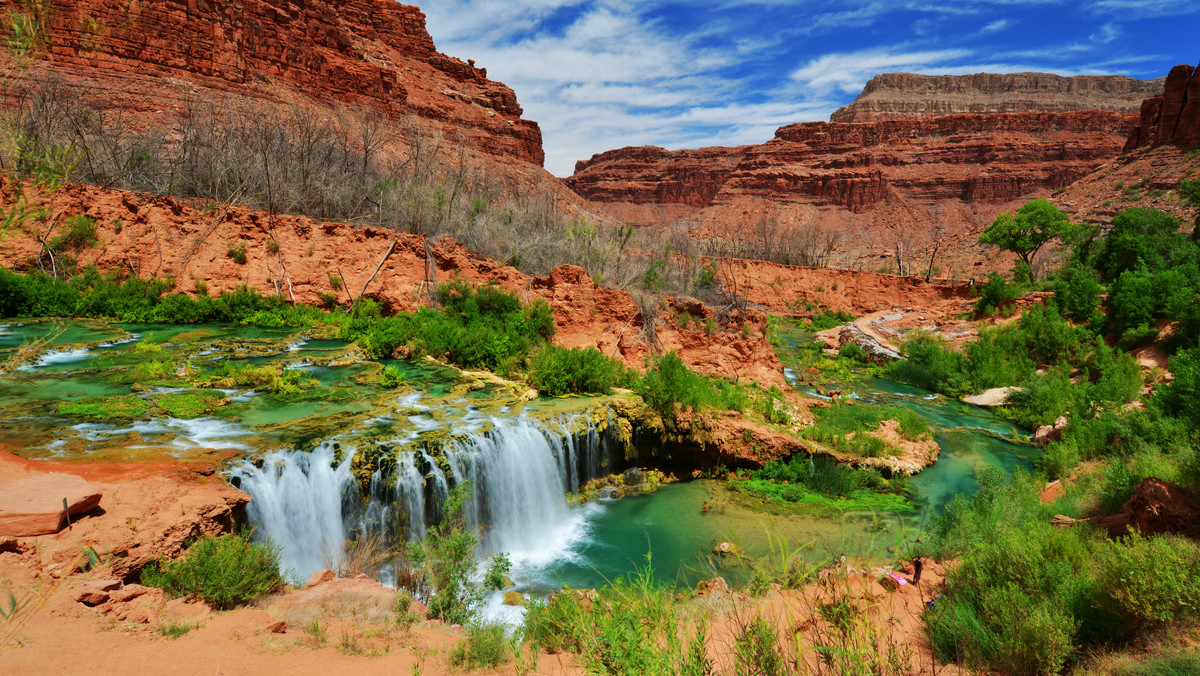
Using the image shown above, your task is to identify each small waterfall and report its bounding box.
[229,442,355,581]
[231,414,619,581]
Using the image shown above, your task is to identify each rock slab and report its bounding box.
[0,474,103,536]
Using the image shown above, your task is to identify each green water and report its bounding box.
[514,320,1040,591]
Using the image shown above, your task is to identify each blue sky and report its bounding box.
[421,1,1199,176]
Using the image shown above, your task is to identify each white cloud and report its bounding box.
[791,48,973,95]
[981,19,1011,31]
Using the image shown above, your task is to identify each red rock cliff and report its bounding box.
[568,111,1135,213]
[0,0,544,166]
[1124,62,1200,151]
[831,72,1163,123]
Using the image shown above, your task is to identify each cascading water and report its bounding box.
[230,414,619,582]
[230,442,356,580]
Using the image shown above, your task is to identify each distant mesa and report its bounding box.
[830,72,1166,124]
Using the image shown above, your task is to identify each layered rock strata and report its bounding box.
[831,72,1164,123]
[0,0,543,165]
[569,111,1135,213]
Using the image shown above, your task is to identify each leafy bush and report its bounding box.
[379,364,406,388]
[1119,324,1160,350]
[887,330,971,397]
[47,215,98,251]
[1052,263,1103,323]
[449,623,510,669]
[838,340,867,363]
[140,531,282,610]
[637,351,748,420]
[523,566,713,675]
[226,240,248,264]
[529,344,631,396]
[1096,533,1200,628]
[974,272,1021,317]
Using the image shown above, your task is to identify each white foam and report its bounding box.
[20,348,92,370]
[98,334,140,348]
[70,416,251,449]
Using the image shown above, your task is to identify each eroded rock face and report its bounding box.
[1123,62,1200,151]
[831,72,1164,124]
[0,0,543,166]
[568,112,1135,214]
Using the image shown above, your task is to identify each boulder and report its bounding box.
[0,473,103,536]
[502,592,529,607]
[73,580,122,606]
[962,387,1023,407]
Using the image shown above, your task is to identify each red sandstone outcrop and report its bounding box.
[1123,62,1200,151]
[0,0,543,166]
[832,72,1163,123]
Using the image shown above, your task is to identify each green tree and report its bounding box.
[978,200,1077,279]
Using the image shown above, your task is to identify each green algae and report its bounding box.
[155,390,231,419]
[57,395,151,419]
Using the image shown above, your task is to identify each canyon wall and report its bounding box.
[831,72,1163,123]
[1123,62,1200,151]
[0,0,544,166]
[568,111,1135,214]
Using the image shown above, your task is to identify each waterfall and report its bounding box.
[229,442,355,581]
[230,414,617,581]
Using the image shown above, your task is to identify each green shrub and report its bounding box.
[226,240,248,264]
[1119,324,1160,350]
[974,272,1021,317]
[1096,532,1200,628]
[140,531,282,610]
[733,615,786,676]
[637,350,748,420]
[393,589,420,630]
[47,215,98,251]
[529,344,630,396]
[888,331,971,397]
[808,309,855,331]
[838,340,867,363]
[1053,263,1102,323]
[449,623,510,669]
[523,566,712,675]
[379,364,405,388]
[404,482,509,626]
